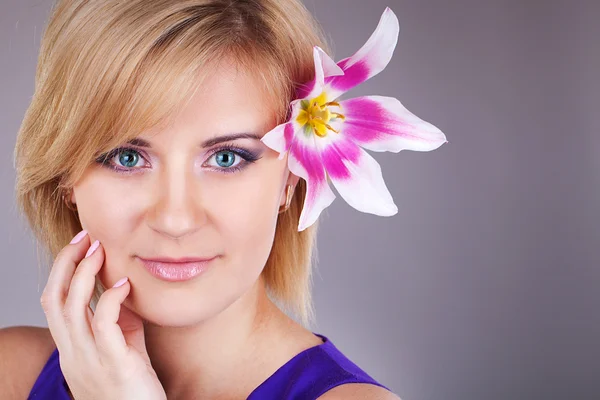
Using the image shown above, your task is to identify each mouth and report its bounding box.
[136,256,216,282]
[139,254,216,263]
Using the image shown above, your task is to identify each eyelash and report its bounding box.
[95,144,262,175]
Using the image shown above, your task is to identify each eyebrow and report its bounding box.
[125,132,262,149]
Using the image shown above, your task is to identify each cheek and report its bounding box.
[75,174,143,280]
[207,165,284,271]
[76,172,144,238]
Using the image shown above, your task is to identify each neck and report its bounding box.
[143,275,283,399]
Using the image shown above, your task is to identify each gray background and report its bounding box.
[1,0,598,399]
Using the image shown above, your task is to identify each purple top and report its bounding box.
[28,333,390,399]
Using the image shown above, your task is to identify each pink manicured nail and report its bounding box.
[85,240,100,258]
[112,277,128,288]
[70,230,88,244]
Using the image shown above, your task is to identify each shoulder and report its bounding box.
[316,383,402,400]
[0,326,57,398]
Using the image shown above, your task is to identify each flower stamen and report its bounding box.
[296,92,345,138]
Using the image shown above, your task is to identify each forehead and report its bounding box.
[159,62,276,138]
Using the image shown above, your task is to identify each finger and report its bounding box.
[41,230,91,353]
[92,277,131,368]
[63,239,104,355]
[116,302,148,362]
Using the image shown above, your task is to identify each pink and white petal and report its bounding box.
[261,100,305,159]
[261,122,292,157]
[325,7,399,100]
[316,46,344,78]
[288,135,336,231]
[316,133,398,216]
[297,47,328,100]
[331,95,447,153]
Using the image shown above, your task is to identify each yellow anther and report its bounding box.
[295,91,346,138]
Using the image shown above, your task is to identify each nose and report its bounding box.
[147,159,205,240]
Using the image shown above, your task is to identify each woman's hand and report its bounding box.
[40,230,167,400]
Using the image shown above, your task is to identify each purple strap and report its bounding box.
[247,333,390,399]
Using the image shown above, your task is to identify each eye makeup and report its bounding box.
[203,144,263,174]
[95,147,149,175]
[94,142,263,176]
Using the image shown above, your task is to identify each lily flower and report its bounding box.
[261,7,448,231]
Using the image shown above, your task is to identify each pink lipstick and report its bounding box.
[137,256,215,282]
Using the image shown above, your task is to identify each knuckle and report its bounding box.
[91,316,107,334]
[40,291,54,310]
[40,290,47,303]
[39,294,49,310]
[106,365,124,382]
[53,249,71,267]
[61,306,73,326]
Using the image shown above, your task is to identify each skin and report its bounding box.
[64,60,328,399]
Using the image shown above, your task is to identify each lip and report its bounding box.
[137,256,216,282]
[141,256,214,263]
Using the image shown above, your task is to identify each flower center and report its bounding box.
[296,92,346,137]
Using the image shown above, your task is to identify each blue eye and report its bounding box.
[95,147,148,173]
[117,149,141,168]
[210,150,239,169]
[204,146,262,173]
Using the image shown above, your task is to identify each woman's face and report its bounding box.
[70,64,295,326]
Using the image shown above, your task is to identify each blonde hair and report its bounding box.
[14,0,332,328]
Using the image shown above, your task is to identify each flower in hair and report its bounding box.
[261,7,448,231]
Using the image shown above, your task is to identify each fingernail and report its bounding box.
[70,229,88,244]
[85,240,100,258]
[112,277,128,288]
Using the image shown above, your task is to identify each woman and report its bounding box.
[3,0,445,398]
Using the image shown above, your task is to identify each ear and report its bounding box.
[69,189,77,206]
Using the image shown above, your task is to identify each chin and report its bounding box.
[121,277,245,328]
